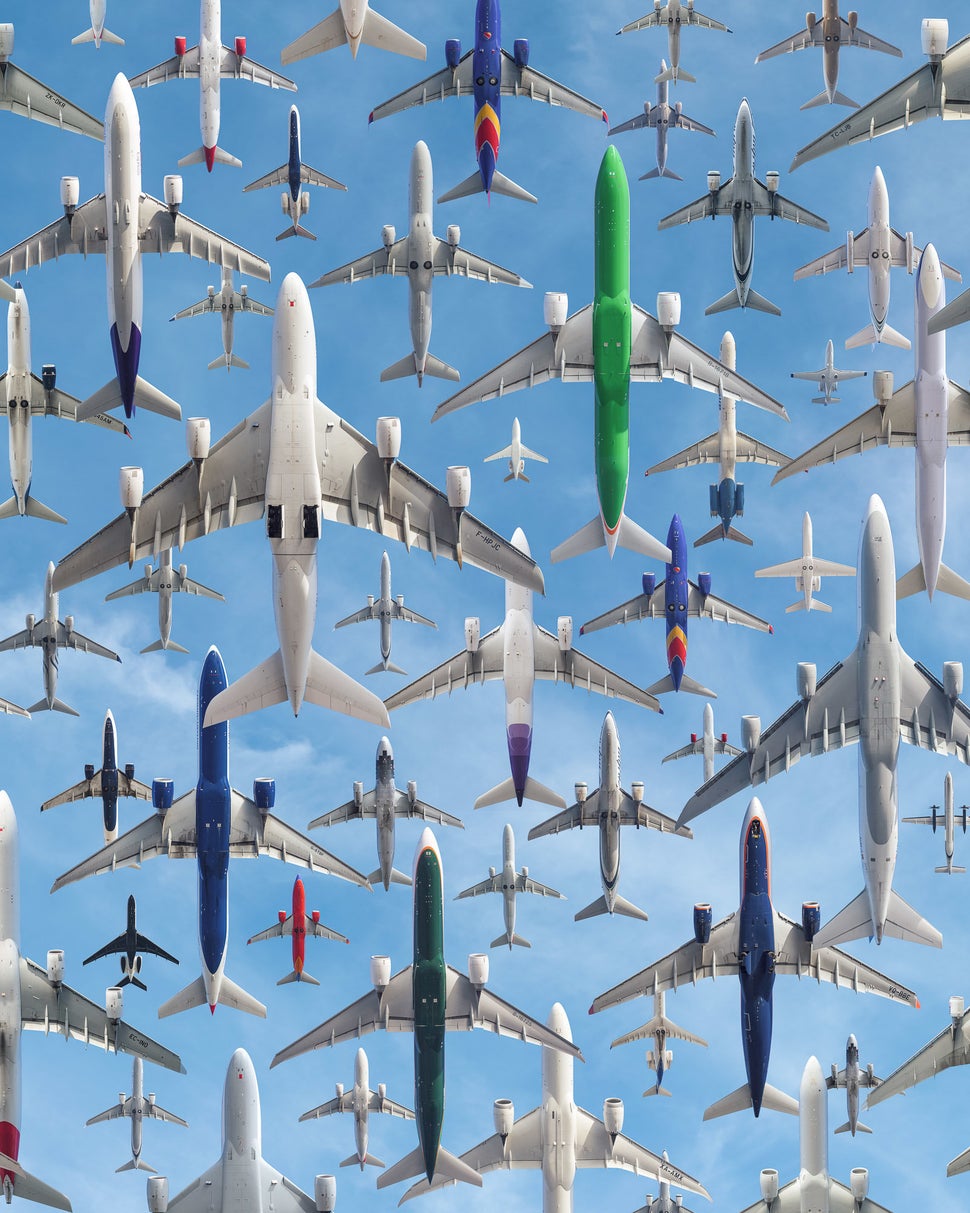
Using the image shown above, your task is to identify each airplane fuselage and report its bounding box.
[662,515,691,691]
[652,76,672,174]
[129,1055,146,1163]
[796,1057,836,1213]
[865,167,896,335]
[405,141,436,380]
[290,877,309,979]
[153,549,177,648]
[412,837,447,1182]
[39,562,61,707]
[341,0,371,55]
[498,822,520,943]
[797,512,821,611]
[818,340,838,401]
[712,331,740,535]
[595,712,623,907]
[535,1003,580,1213]
[700,703,717,783]
[818,0,845,100]
[0,797,24,1196]
[215,266,239,364]
[471,0,502,194]
[378,551,394,662]
[4,289,34,514]
[196,648,232,1007]
[120,892,140,981]
[841,1037,862,1134]
[501,534,536,804]
[728,101,757,307]
[197,0,225,162]
[664,1,684,75]
[913,244,948,598]
[217,1049,265,1211]
[351,1047,372,1165]
[736,803,775,1115]
[508,417,523,478]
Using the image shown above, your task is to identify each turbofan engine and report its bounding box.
[742,715,762,752]
[944,661,963,700]
[315,1175,336,1213]
[445,39,461,68]
[693,904,712,944]
[921,18,948,60]
[152,778,174,815]
[656,292,681,330]
[465,617,480,653]
[253,778,276,813]
[47,949,64,986]
[468,952,489,987]
[119,466,144,513]
[163,175,183,216]
[376,416,401,462]
[543,291,568,331]
[513,38,529,67]
[850,1168,869,1202]
[797,662,817,701]
[60,176,79,217]
[802,901,820,942]
[147,1176,169,1213]
[106,985,124,1021]
[493,1098,514,1137]
[447,225,461,248]
[446,465,471,510]
[186,417,211,465]
[382,225,396,250]
[760,1169,779,1203]
[370,955,391,991]
[603,1097,623,1139]
[557,616,573,652]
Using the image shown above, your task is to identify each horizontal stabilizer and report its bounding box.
[380,353,417,383]
[141,638,190,655]
[694,522,752,547]
[282,8,347,62]
[551,513,671,564]
[713,286,780,316]
[72,26,124,45]
[423,353,461,383]
[704,1082,798,1121]
[366,659,407,676]
[276,224,316,242]
[438,168,537,205]
[815,886,941,949]
[20,495,68,525]
[936,864,966,874]
[72,28,96,43]
[359,7,426,58]
[575,892,649,922]
[640,166,683,181]
[474,775,565,810]
[787,598,830,613]
[340,1151,384,1169]
[368,867,412,887]
[835,1120,871,1135]
[655,65,695,84]
[846,321,910,350]
[29,696,78,717]
[704,289,744,316]
[811,395,839,404]
[491,932,530,949]
[158,972,268,1018]
[504,470,526,482]
[899,559,970,602]
[378,1144,482,1191]
[116,1158,155,1173]
[4,1160,71,1211]
[644,1085,673,1097]
[801,89,858,110]
[278,968,320,986]
[208,353,249,370]
[646,672,715,699]
[178,145,242,169]
[78,375,181,422]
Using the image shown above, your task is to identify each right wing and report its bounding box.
[867,1008,970,1106]
[443,965,582,1056]
[391,792,463,828]
[400,1109,544,1199]
[532,625,661,712]
[309,789,377,827]
[431,237,530,286]
[231,795,370,886]
[134,933,180,964]
[734,432,792,466]
[369,53,475,122]
[334,604,377,629]
[756,27,818,61]
[298,1091,355,1120]
[310,237,411,285]
[170,1161,316,1213]
[86,1103,127,1125]
[170,295,216,321]
[739,1180,801,1213]
[0,198,109,277]
[42,770,105,811]
[528,798,599,838]
[137,196,271,281]
[147,1103,188,1127]
[0,61,104,139]
[657,190,719,227]
[128,47,202,86]
[455,874,501,899]
[580,584,665,633]
[391,603,437,628]
[515,872,564,897]
[384,628,505,710]
[82,932,127,965]
[794,235,864,278]
[645,436,719,473]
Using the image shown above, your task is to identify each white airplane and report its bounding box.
[282,0,426,63]
[794,166,960,350]
[105,548,224,655]
[484,417,548,483]
[608,60,715,180]
[386,528,661,810]
[659,100,828,315]
[87,1056,187,1174]
[755,512,856,615]
[777,248,970,603]
[335,550,436,676]
[827,1035,880,1137]
[0,285,129,525]
[129,0,296,171]
[741,1057,891,1213]
[680,495,970,948]
[608,990,708,1099]
[51,273,543,730]
[904,771,968,875]
[644,332,790,546]
[0,23,103,137]
[755,2,901,109]
[398,1002,710,1212]
[529,712,689,923]
[311,737,463,891]
[0,562,119,717]
[663,703,742,785]
[171,266,274,371]
[73,1,123,48]
[299,1047,415,1171]
[146,1049,332,1213]
[792,341,867,404]
[628,1153,704,1213]
[455,822,564,949]
[312,141,530,385]
[244,105,347,241]
[617,1,730,85]
[0,792,183,1212]
[0,74,270,424]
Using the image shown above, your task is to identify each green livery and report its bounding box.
[412,840,447,1181]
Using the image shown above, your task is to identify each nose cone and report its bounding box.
[918,243,944,312]
[511,527,531,557]
[600,711,618,747]
[869,165,888,213]
[0,791,16,840]
[736,97,752,129]
[413,139,431,171]
[719,331,736,370]
[801,1055,825,1102]
[378,736,393,758]
[546,1002,572,1041]
[278,272,312,318]
[847,1033,858,1049]
[106,71,136,118]
[413,827,442,884]
[667,514,682,552]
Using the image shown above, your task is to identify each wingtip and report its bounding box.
[368,111,375,124]
[601,110,608,125]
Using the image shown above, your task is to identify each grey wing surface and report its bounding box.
[645,436,720,473]
[657,191,717,227]
[752,182,828,229]
[129,48,201,86]
[431,238,530,286]
[845,22,903,56]
[734,433,791,466]
[867,1012,970,1106]
[86,1103,127,1125]
[528,801,594,838]
[334,605,377,628]
[310,790,377,827]
[455,875,501,899]
[148,1104,188,1127]
[229,792,370,886]
[238,293,274,317]
[898,655,970,758]
[311,238,410,285]
[299,1091,355,1119]
[399,1112,544,1199]
[137,197,271,280]
[574,1109,709,1196]
[443,965,583,1056]
[42,774,101,811]
[393,794,462,827]
[57,625,120,661]
[756,27,817,61]
[533,625,661,712]
[243,164,289,191]
[514,873,564,897]
[0,61,103,139]
[0,197,108,276]
[739,1181,801,1213]
[384,628,505,710]
[498,49,607,121]
[170,295,215,321]
[392,604,437,628]
[580,585,664,633]
[220,47,296,89]
[687,584,773,632]
[370,53,475,121]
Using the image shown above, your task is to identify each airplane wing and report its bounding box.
[686,583,773,633]
[455,874,501,899]
[366,1090,414,1119]
[673,109,716,136]
[384,628,505,710]
[237,292,274,317]
[590,912,741,1012]
[739,1181,801,1213]
[399,1109,545,1200]
[391,791,463,828]
[580,583,665,633]
[137,196,271,281]
[390,602,437,628]
[750,180,829,228]
[19,956,184,1072]
[532,625,662,712]
[867,1009,970,1107]
[147,1103,188,1127]
[514,872,564,897]
[897,656,970,757]
[170,294,216,320]
[755,27,818,60]
[177,574,225,601]
[128,47,201,85]
[528,798,600,838]
[370,52,476,122]
[0,625,41,651]
[644,435,720,473]
[229,792,371,887]
[574,1108,709,1196]
[682,8,728,32]
[756,556,855,579]
[82,932,127,965]
[430,237,530,286]
[827,1183,892,1213]
[55,624,121,662]
[734,432,791,466]
[794,232,868,278]
[219,46,296,89]
[170,1161,315,1213]
[309,789,378,827]
[0,198,109,277]
[0,61,103,139]
[298,1090,356,1119]
[86,1103,128,1125]
[657,190,719,226]
[42,773,103,811]
[608,111,655,134]
[311,237,411,284]
[497,49,607,122]
[843,20,902,55]
[13,373,127,434]
[134,933,180,965]
[618,792,692,837]
[946,380,970,439]
[334,604,378,628]
[443,965,583,1056]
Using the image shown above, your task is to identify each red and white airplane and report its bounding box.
[247,877,348,986]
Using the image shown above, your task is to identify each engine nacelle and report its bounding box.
[64,616,74,637]
[186,417,211,464]
[693,903,712,945]
[147,1176,169,1213]
[314,1174,336,1213]
[603,1097,623,1138]
[760,1169,779,1204]
[174,35,187,56]
[950,995,965,1021]
[25,613,34,633]
[407,780,418,805]
[119,466,144,512]
[84,762,95,781]
[382,224,396,250]
[642,572,656,596]
[493,1097,514,1137]
[147,1090,155,1106]
[47,950,64,986]
[765,170,780,194]
[574,781,588,804]
[742,715,762,752]
[797,661,817,701]
[468,952,489,987]
[240,284,248,298]
[163,174,183,215]
[697,572,712,598]
[281,190,292,215]
[445,38,462,69]
[656,292,681,330]
[845,230,855,272]
[253,778,276,813]
[904,231,914,272]
[647,1048,674,1070]
[674,100,683,116]
[376,416,402,462]
[805,12,816,32]
[60,176,79,217]
[707,169,721,194]
[371,955,391,991]
[630,783,646,809]
[0,24,13,59]
[557,616,573,652]
[521,866,529,878]
[850,1168,869,1202]
[377,1082,386,1101]
[446,465,471,510]
[543,291,568,331]
[513,38,530,68]
[106,985,123,1021]
[465,617,480,653]
[446,224,461,249]
[847,10,858,32]
[802,901,820,942]
[944,661,963,700]
[300,191,310,216]
[234,36,247,58]
[311,910,320,924]
[922,18,948,60]
[488,866,496,878]
[152,778,174,814]
[873,370,893,406]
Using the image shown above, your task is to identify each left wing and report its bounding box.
[898,655,970,757]
[236,292,274,317]
[17,373,128,434]
[867,1005,970,1107]
[128,47,201,86]
[443,965,583,1056]
[56,624,120,661]
[430,237,531,286]
[528,798,599,837]
[532,625,661,712]
[580,583,664,634]
[229,792,370,887]
[756,27,817,60]
[0,60,103,139]
[455,874,500,899]
[687,582,773,632]
[845,21,903,55]
[147,1103,188,1127]
[334,604,377,628]
[750,179,829,228]
[391,602,437,628]
[248,914,347,945]
[497,49,607,122]
[137,196,271,281]
[0,197,109,278]
[370,53,476,122]
[399,1109,545,1201]
[366,1090,414,1119]
[514,872,564,897]
[574,1108,709,1197]
[82,933,126,965]
[42,768,150,812]
[134,933,180,964]
[218,45,296,88]
[658,190,718,226]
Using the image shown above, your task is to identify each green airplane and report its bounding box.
[432,145,788,562]
[271,828,582,1190]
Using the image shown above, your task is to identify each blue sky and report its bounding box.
[5,1,970,1210]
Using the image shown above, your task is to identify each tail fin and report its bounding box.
[29,697,78,717]
[116,1158,155,1173]
[575,893,649,923]
[178,145,242,169]
[835,1120,871,1135]
[141,638,191,655]
[655,65,695,84]
[157,973,268,1019]
[801,89,858,110]
[78,376,181,422]
[1,1159,72,1211]
[366,659,407,676]
[208,353,249,371]
[639,166,683,181]
[693,522,752,547]
[278,968,321,986]
[551,513,671,564]
[277,224,317,242]
[704,1082,798,1121]
[0,494,67,524]
[644,1085,673,1097]
[846,322,910,350]
[491,932,530,949]
[378,1144,482,1191]
[814,886,942,949]
[474,776,565,810]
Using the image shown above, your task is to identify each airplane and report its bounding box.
[51,647,371,1019]
[590,798,919,1121]
[580,514,773,699]
[0,23,103,138]
[170,265,274,372]
[643,331,790,546]
[282,0,426,64]
[298,1047,415,1171]
[40,708,151,843]
[82,893,179,992]
[146,1049,332,1213]
[369,0,607,205]
[398,1002,710,1211]
[793,166,960,350]
[827,1035,880,1137]
[455,822,564,949]
[0,791,183,1211]
[628,1151,705,1213]
[0,74,270,423]
[607,990,708,1099]
[791,341,867,404]
[790,19,964,171]
[50,273,544,731]
[247,876,349,986]
[775,247,970,603]
[739,1057,892,1212]
[0,562,119,717]
[386,527,662,810]
[128,0,296,171]
[271,829,584,1191]
[310,736,464,891]
[0,285,129,525]
[87,1056,186,1174]
[105,548,224,655]
[312,140,530,385]
[484,417,548,483]
[903,771,968,875]
[73,2,124,48]
[755,512,856,615]
[608,61,715,181]
[528,712,689,923]
[663,703,742,785]
[244,105,347,241]
[755,3,901,109]
[659,99,828,316]
[334,550,436,676]
[616,1,730,86]
[433,147,787,563]
[678,494,970,948]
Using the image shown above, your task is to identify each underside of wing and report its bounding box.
[527,800,594,839]
[755,184,829,230]
[575,1110,708,1196]
[310,792,376,827]
[756,27,816,60]
[733,432,791,466]
[82,932,127,965]
[311,238,409,285]
[168,1162,225,1213]
[947,380,970,442]
[645,435,720,473]
[272,968,415,1062]
[0,197,107,277]
[444,966,582,1056]
[898,655,970,758]
[384,628,504,710]
[134,933,180,965]
[688,584,773,633]
[580,588,662,633]
[229,794,370,887]
[0,61,104,139]
[370,54,475,121]
[222,48,296,90]
[867,1013,970,1105]
[129,48,200,86]
[431,237,529,286]
[794,237,858,278]
[657,190,717,227]
[243,165,288,192]
[41,774,100,810]
[844,21,903,57]
[138,198,271,281]
[499,50,607,122]
[532,626,661,712]
[455,875,501,899]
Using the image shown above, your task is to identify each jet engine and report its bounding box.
[314,1175,336,1213]
[147,1092,156,1107]
[407,780,418,806]
[847,11,858,32]
[353,781,364,809]
[445,39,462,69]
[281,192,292,215]
[25,614,34,635]
[64,616,74,638]
[922,18,948,60]
[0,24,14,59]
[697,572,712,598]
[47,950,64,986]
[707,169,720,195]
[693,903,712,945]
[465,617,480,653]
[657,292,681,330]
[557,616,573,652]
[152,778,174,815]
[207,285,216,299]
[382,225,396,250]
[493,1098,514,1137]
[513,38,529,67]
[742,715,762,751]
[802,901,820,942]
[574,781,588,804]
[120,466,144,512]
[240,285,249,298]
[647,1048,673,1071]
[850,1168,869,1202]
[765,171,779,195]
[446,465,471,510]
[300,192,310,216]
[468,952,489,987]
[944,661,963,700]
[872,370,893,408]
[84,762,95,780]
[805,13,816,33]
[642,572,656,596]
[603,1097,623,1139]
[797,662,817,701]
[186,417,211,464]
[950,995,965,1021]
[377,1082,386,1103]
[174,35,187,56]
[253,778,276,813]
[447,225,461,248]
[643,100,652,117]
[163,175,183,216]
[843,230,855,271]
[234,36,247,58]
[370,955,391,991]
[760,1169,779,1204]
[543,291,568,331]
[42,364,56,392]
[147,1176,169,1213]
[376,416,401,461]
[60,176,79,217]
[106,985,124,1021]
[631,782,644,804]
[904,231,914,272]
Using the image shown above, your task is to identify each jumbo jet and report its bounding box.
[663,703,742,785]
[247,876,349,986]
[86,1056,186,1174]
[129,0,296,171]
[282,0,426,63]
[334,550,436,676]
[386,527,661,810]
[608,990,707,1099]
[529,712,689,923]
[0,23,103,137]
[616,1,730,86]
[312,140,529,385]
[904,771,968,874]
[0,74,270,422]
[679,495,970,948]
[827,1035,880,1137]
[105,548,224,655]
[82,894,179,992]
[591,799,918,1120]
[608,61,714,181]
[660,99,828,315]
[484,418,547,483]
[171,266,273,372]
[791,341,866,404]
[73,2,124,48]
[755,512,856,615]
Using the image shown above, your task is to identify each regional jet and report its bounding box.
[608,990,708,1099]
[105,548,224,655]
[282,0,426,63]
[904,772,968,875]
[170,266,273,372]
[608,61,715,181]
[792,341,866,404]
[827,1035,880,1137]
[0,23,103,137]
[663,703,742,784]
[82,894,179,991]
[755,512,856,615]
[617,1,730,86]
[334,550,436,676]
[87,1056,186,1174]
[73,2,124,48]
[484,417,547,483]
[247,876,348,986]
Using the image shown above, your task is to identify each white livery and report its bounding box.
[609,990,708,1099]
[171,266,273,372]
[663,703,742,785]
[755,513,856,614]
[617,0,730,85]
[73,1,124,48]
[334,550,436,676]
[608,61,715,180]
[282,0,427,63]
[0,23,103,137]
[105,548,224,655]
[484,417,548,483]
[87,1056,187,1174]
[904,771,968,874]
[791,341,866,404]
[826,1035,880,1137]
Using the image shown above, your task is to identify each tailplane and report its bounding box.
[378,1144,482,1191]
[704,1082,798,1121]
[575,893,648,923]
[655,65,696,84]
[276,224,317,242]
[158,972,268,1019]
[29,697,78,717]
[814,886,942,949]
[178,145,242,169]
[208,353,249,371]
[835,1120,871,1135]
[640,166,683,181]
[116,1158,155,1173]
[646,672,716,699]
[73,26,125,45]
[801,89,858,110]
[846,322,910,350]
[474,776,565,810]
[694,522,752,547]
[278,968,321,987]
[0,1156,71,1211]
[340,1151,384,1169]
[78,375,181,422]
[438,169,537,205]
[551,513,671,564]
[0,494,67,524]
[141,638,191,655]
[366,658,407,676]
[491,932,530,949]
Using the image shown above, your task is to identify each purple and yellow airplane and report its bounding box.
[581,514,772,698]
[369,0,607,204]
